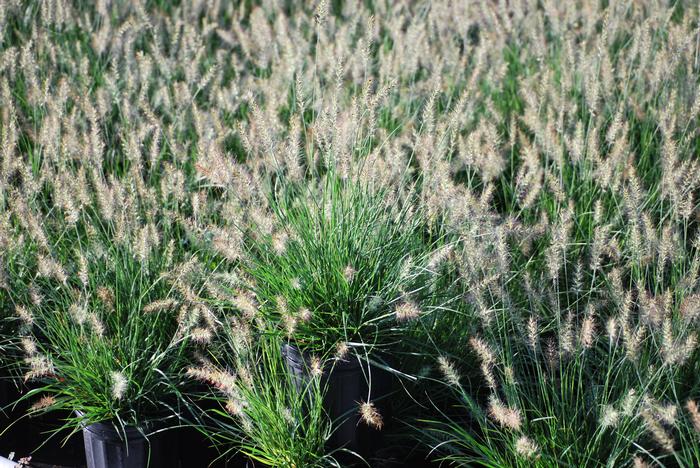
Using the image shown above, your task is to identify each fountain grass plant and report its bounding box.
[187,320,337,468]
[16,232,198,433]
[402,0,700,464]
[2,153,215,439]
[0,0,699,466]
[239,171,437,359]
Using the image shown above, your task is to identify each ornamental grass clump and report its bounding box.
[188,321,335,468]
[17,236,205,432]
[1,0,700,465]
[13,212,212,434]
[241,172,431,358]
[406,0,700,465]
[0,110,217,434]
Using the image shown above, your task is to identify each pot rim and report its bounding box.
[281,342,365,372]
[75,410,150,439]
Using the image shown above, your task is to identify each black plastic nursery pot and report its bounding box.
[79,417,177,468]
[281,343,392,462]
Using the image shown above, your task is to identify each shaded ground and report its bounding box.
[1,383,229,468]
[1,382,440,467]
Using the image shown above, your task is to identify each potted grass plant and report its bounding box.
[14,226,208,468]
[187,319,337,467]
[6,174,214,468]
[225,172,435,458]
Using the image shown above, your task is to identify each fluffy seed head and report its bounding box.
[111,371,128,400]
[233,291,258,319]
[488,395,522,431]
[335,341,349,360]
[142,299,177,314]
[527,316,538,352]
[30,395,57,412]
[437,356,460,386]
[394,300,421,321]
[515,436,539,459]
[343,265,356,283]
[225,398,247,417]
[310,355,323,378]
[580,309,596,349]
[191,327,213,344]
[359,401,384,430]
[641,410,675,453]
[24,355,55,381]
[299,307,312,322]
[600,405,620,429]
[686,400,700,434]
[16,305,34,327]
[20,337,38,356]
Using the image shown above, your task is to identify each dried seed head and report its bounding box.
[20,337,38,356]
[276,295,288,316]
[661,404,678,427]
[310,355,323,378]
[271,231,288,255]
[191,327,213,344]
[314,0,329,25]
[437,356,460,386]
[143,299,177,314]
[97,287,115,312]
[335,341,349,360]
[427,245,453,272]
[686,400,700,434]
[641,410,675,453]
[282,314,297,337]
[16,305,34,327]
[233,290,258,319]
[37,255,67,284]
[600,405,620,429]
[515,436,539,459]
[621,389,638,416]
[560,311,574,355]
[210,226,243,262]
[24,355,55,381]
[77,251,89,287]
[470,337,497,388]
[470,337,495,365]
[488,395,522,431]
[680,294,700,324]
[111,371,128,400]
[29,284,43,306]
[87,313,105,337]
[187,366,237,397]
[527,316,538,352]
[30,395,56,412]
[359,401,384,430]
[606,318,618,345]
[299,307,312,322]
[580,308,596,349]
[225,398,246,417]
[68,303,88,325]
[394,300,421,321]
[343,265,356,283]
[282,407,295,425]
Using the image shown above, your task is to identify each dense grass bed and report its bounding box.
[1,1,700,467]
